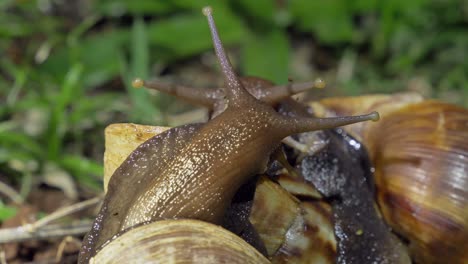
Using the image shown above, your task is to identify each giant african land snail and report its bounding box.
[78,6,379,263]
[78,4,468,263]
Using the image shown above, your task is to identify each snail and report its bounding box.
[78,6,378,263]
[309,95,468,264]
[82,3,466,263]
[94,93,468,262]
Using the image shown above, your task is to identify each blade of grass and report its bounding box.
[67,15,100,46]
[47,64,83,161]
[0,131,42,157]
[19,172,33,200]
[123,17,163,124]
[59,155,103,191]
[131,17,149,82]
[60,155,103,177]
[7,66,27,107]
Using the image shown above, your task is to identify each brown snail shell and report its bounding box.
[309,92,424,143]
[91,219,269,264]
[311,95,468,264]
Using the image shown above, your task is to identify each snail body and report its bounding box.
[78,7,378,263]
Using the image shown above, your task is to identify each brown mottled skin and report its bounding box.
[78,7,378,263]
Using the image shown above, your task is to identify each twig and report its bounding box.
[55,236,80,263]
[0,195,102,244]
[0,250,6,264]
[28,195,102,231]
[0,181,23,204]
[0,221,93,243]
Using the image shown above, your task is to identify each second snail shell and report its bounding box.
[311,95,468,264]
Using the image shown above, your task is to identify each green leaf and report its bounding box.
[41,29,128,88]
[0,0,16,9]
[147,10,245,60]
[0,147,37,164]
[0,13,34,37]
[350,0,377,12]
[59,156,103,191]
[93,0,175,16]
[235,0,275,25]
[242,30,290,84]
[290,0,355,44]
[170,0,226,10]
[0,205,17,221]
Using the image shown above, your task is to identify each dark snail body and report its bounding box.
[299,130,410,264]
[270,99,410,263]
[78,7,378,263]
[221,177,268,256]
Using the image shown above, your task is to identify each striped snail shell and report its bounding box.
[310,94,468,264]
[91,219,269,264]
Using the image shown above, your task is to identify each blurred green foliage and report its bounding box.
[0,0,467,205]
[0,201,17,221]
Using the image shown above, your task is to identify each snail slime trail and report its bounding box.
[78,6,379,263]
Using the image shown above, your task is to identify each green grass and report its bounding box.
[0,0,467,218]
